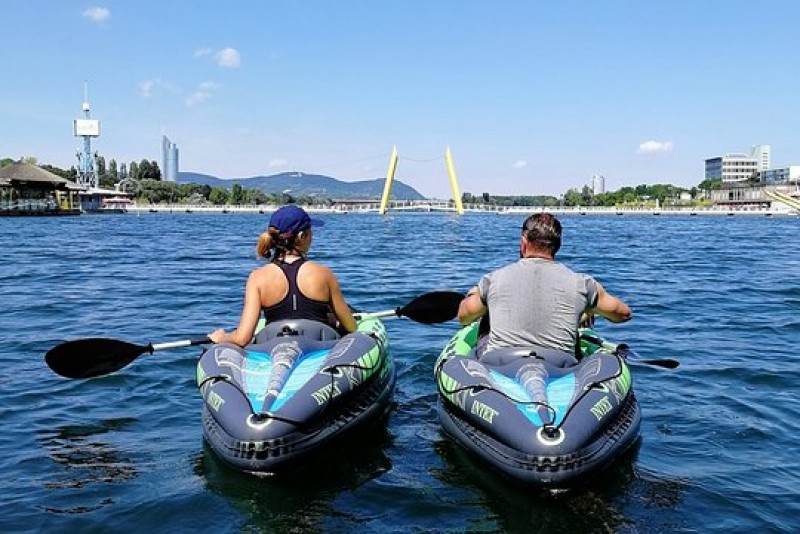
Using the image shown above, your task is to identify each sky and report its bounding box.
[2,1,799,199]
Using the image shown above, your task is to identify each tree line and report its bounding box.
[3,156,723,207]
[463,179,722,208]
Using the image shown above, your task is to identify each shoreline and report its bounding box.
[125,204,799,217]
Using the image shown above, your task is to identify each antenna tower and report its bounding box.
[74,82,101,189]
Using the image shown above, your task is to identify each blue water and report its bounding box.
[2,213,799,532]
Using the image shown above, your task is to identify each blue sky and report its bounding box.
[2,1,799,198]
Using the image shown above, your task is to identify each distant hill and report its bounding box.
[178,171,425,200]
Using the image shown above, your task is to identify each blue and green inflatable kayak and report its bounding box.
[434,322,640,488]
[197,316,394,474]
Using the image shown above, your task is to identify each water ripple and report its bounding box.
[2,213,800,531]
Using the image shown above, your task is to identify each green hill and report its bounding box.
[178,171,425,200]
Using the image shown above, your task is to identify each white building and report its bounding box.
[705,154,759,184]
[591,174,605,195]
[705,144,771,184]
[750,144,771,171]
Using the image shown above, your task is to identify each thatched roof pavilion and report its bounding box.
[0,162,82,215]
[0,162,81,189]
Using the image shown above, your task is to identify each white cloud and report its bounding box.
[83,6,110,22]
[637,140,674,154]
[512,160,528,169]
[185,81,221,107]
[139,80,156,98]
[139,78,181,98]
[214,48,242,68]
[194,48,213,58]
[269,159,288,168]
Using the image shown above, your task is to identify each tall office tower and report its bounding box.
[591,174,606,195]
[162,135,180,182]
[749,144,771,171]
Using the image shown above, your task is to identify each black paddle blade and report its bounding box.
[617,345,680,369]
[397,291,464,324]
[45,338,152,379]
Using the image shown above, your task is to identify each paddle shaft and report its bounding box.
[355,309,400,320]
[151,337,211,352]
[581,333,679,369]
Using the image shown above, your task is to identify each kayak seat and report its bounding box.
[254,319,340,344]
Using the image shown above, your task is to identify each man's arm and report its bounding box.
[457,286,487,326]
[588,282,632,323]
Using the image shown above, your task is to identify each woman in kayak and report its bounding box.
[209,204,357,346]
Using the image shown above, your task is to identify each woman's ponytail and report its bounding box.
[256,231,273,259]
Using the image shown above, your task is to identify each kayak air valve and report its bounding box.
[537,425,565,446]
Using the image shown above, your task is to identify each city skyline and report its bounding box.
[1,2,799,198]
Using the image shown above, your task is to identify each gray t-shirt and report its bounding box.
[477,258,598,353]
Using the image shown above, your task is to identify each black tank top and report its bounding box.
[262,258,334,325]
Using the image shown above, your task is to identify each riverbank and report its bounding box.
[125,204,799,217]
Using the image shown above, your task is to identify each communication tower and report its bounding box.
[74,82,100,189]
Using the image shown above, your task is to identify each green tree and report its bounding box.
[231,183,245,205]
[99,174,116,189]
[129,161,139,180]
[138,160,153,180]
[109,159,118,180]
[208,187,230,205]
[149,160,162,181]
[96,155,106,177]
[40,164,76,180]
[563,188,582,206]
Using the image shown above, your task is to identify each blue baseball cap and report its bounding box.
[269,204,324,236]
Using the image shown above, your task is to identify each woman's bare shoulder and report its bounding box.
[301,260,335,279]
[249,263,281,282]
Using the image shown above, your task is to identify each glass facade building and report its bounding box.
[162,135,179,182]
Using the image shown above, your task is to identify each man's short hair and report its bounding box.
[521,213,562,254]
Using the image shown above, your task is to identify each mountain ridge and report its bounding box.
[177,171,425,200]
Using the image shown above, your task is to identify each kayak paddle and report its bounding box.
[356,290,464,324]
[45,337,211,379]
[45,290,465,379]
[580,332,679,369]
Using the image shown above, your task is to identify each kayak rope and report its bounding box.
[198,375,314,428]
[436,382,558,426]
[197,357,385,428]
[437,352,628,433]
[551,352,627,428]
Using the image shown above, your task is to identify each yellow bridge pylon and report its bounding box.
[379,146,464,215]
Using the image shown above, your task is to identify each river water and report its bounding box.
[2,212,798,532]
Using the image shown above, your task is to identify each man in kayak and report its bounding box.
[209,204,357,346]
[457,212,631,356]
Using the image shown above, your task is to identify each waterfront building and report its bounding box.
[162,135,179,182]
[0,162,82,216]
[705,154,759,184]
[762,166,800,184]
[591,174,605,195]
[705,145,771,185]
[710,184,769,207]
[750,144,771,171]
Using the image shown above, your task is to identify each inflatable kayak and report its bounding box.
[434,322,640,488]
[196,316,394,475]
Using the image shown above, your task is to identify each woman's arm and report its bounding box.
[327,269,357,333]
[208,272,263,346]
